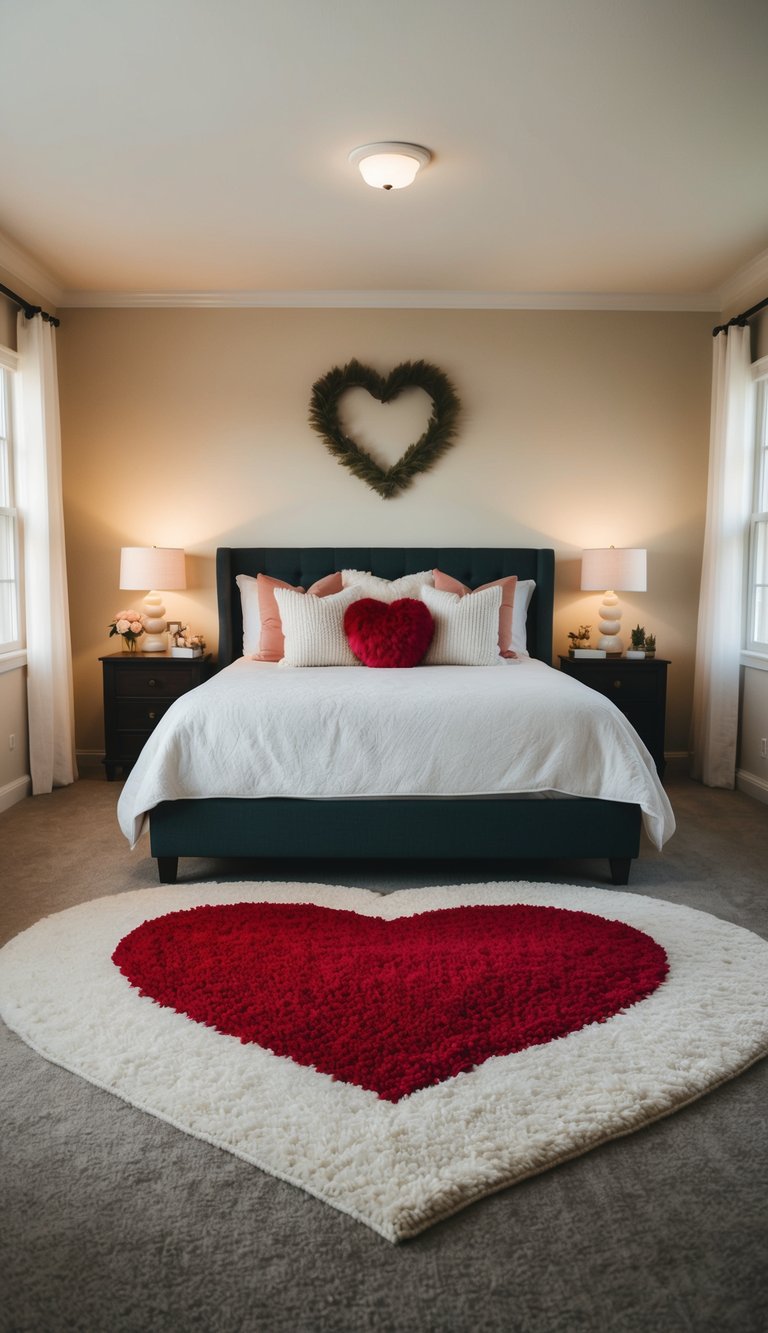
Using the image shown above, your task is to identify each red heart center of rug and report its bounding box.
[112,903,668,1101]
[343,596,434,667]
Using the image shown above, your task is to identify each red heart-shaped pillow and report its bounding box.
[344,597,434,668]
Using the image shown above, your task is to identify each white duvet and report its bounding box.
[117,657,675,850]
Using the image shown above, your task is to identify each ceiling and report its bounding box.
[2,0,767,305]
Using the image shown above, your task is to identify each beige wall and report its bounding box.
[57,307,713,758]
[0,667,30,806]
[0,297,15,350]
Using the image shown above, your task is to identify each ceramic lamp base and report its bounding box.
[596,591,624,655]
[141,591,168,652]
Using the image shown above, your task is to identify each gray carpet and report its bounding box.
[1,774,767,1333]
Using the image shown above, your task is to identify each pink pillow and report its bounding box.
[432,570,517,658]
[254,571,344,660]
[344,598,434,668]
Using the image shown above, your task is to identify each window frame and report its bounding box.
[744,353,768,663]
[0,348,23,659]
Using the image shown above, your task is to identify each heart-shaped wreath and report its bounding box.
[309,358,461,499]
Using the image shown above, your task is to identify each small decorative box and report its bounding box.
[570,648,607,659]
[171,646,203,658]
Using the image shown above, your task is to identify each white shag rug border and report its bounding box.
[1,881,767,1243]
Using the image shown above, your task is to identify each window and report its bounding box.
[0,363,21,653]
[747,363,768,654]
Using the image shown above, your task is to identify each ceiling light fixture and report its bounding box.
[348,142,432,190]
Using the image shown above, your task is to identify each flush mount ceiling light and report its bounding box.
[348,142,432,190]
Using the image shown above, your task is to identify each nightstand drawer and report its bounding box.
[587,673,657,704]
[115,666,199,697]
[116,698,177,730]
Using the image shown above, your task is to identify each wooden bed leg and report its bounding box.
[609,857,631,886]
[157,856,179,885]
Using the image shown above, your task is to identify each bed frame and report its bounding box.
[149,548,641,885]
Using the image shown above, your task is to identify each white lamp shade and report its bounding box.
[119,546,186,591]
[580,548,647,592]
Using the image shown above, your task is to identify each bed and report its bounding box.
[119,547,674,886]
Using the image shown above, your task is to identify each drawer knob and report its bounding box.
[148,711,157,720]
[612,680,622,689]
[148,678,158,687]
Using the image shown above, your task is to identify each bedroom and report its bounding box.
[1,1,767,1330]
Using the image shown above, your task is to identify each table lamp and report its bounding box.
[119,546,187,652]
[580,547,647,655]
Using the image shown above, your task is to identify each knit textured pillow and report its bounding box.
[433,570,517,659]
[235,572,345,660]
[274,585,362,666]
[421,584,503,666]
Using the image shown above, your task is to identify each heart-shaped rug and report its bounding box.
[2,882,767,1242]
[343,596,434,670]
[112,901,668,1100]
[309,359,461,499]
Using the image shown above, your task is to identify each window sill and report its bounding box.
[741,650,768,672]
[0,649,27,675]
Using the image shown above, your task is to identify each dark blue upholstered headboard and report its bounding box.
[216,547,555,668]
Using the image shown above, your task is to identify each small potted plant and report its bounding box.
[644,633,656,659]
[567,625,605,659]
[627,625,646,659]
[567,625,591,657]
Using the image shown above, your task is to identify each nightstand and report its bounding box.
[558,656,669,778]
[100,651,213,780]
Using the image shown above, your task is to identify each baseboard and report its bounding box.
[0,774,31,814]
[736,769,768,805]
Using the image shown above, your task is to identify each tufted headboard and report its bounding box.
[216,547,555,668]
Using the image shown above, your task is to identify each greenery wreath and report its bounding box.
[308,358,461,499]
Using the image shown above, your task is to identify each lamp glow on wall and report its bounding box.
[348,142,432,190]
[119,547,186,653]
[580,547,647,655]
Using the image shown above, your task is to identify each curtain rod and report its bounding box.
[0,280,60,328]
[712,294,768,337]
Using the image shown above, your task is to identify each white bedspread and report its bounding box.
[117,657,675,850]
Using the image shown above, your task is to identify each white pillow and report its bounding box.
[235,573,260,656]
[341,569,433,601]
[422,584,502,666]
[274,585,361,666]
[511,578,535,655]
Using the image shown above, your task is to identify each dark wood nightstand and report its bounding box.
[100,650,213,779]
[558,656,669,779]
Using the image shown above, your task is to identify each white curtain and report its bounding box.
[690,325,754,787]
[16,311,77,793]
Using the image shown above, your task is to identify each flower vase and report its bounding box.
[122,636,138,653]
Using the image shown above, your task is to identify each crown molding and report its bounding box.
[0,230,64,308]
[56,288,720,312]
[717,247,768,319]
